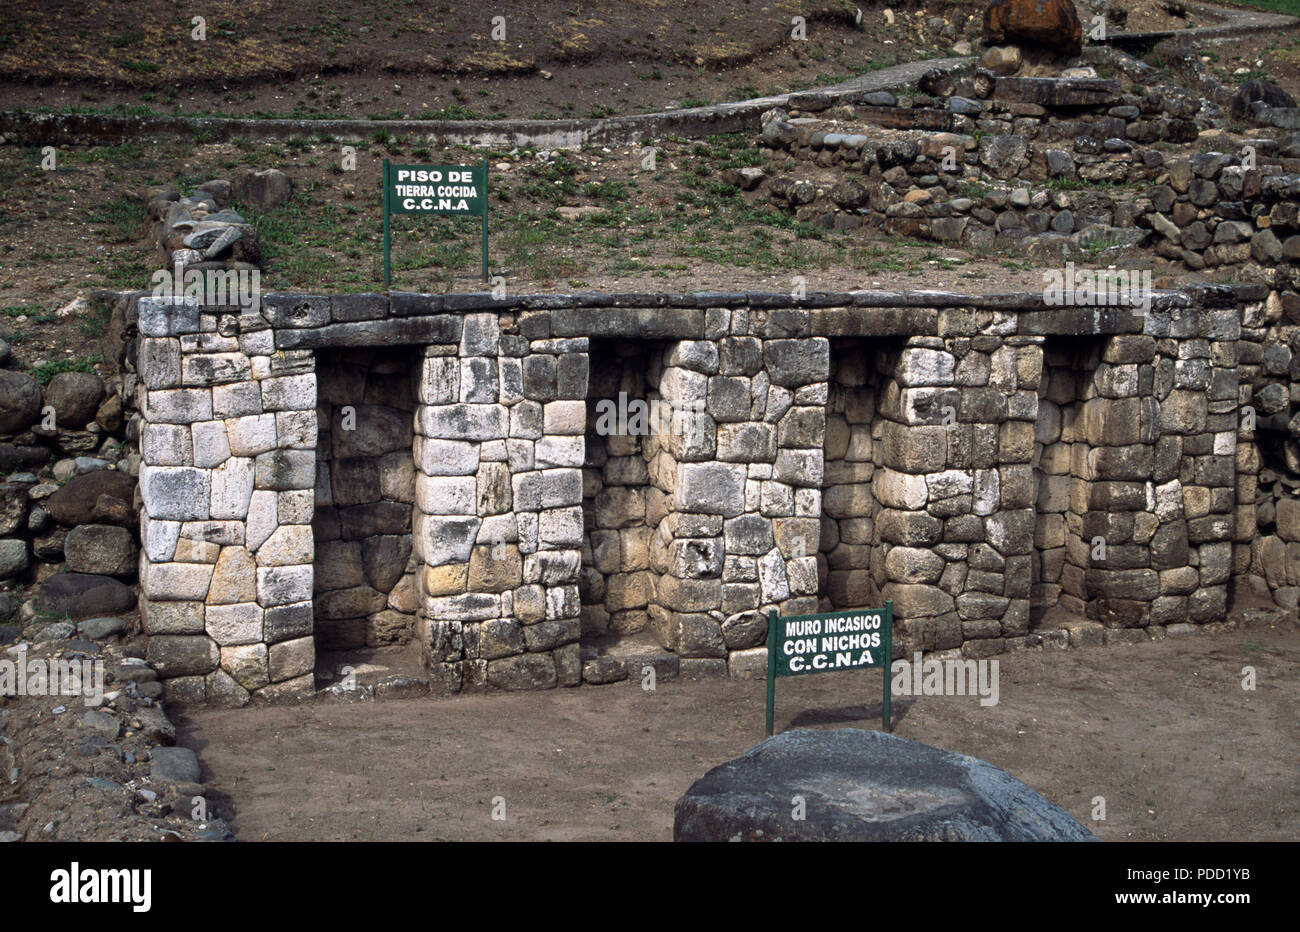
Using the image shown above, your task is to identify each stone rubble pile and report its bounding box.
[146,168,291,275]
[0,634,229,841]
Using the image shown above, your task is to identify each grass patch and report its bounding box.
[88,196,145,244]
[30,356,99,385]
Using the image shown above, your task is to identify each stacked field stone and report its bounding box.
[820,340,885,614]
[759,74,1300,270]
[1239,291,1300,610]
[581,343,664,640]
[649,323,827,677]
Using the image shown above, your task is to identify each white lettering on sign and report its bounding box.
[402,198,470,211]
[395,169,476,183]
[393,185,479,199]
[779,612,884,673]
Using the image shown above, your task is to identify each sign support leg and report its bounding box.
[382,159,391,289]
[882,600,893,733]
[765,610,777,737]
[481,158,489,282]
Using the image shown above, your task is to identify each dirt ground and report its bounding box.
[0,0,1231,120]
[176,616,1300,842]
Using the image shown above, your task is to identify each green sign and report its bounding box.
[382,159,488,285]
[765,602,893,737]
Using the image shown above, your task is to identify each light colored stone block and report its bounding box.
[416,437,480,476]
[143,560,214,601]
[257,565,314,607]
[417,404,506,440]
[225,413,278,457]
[261,373,316,412]
[137,295,200,337]
[543,400,586,435]
[221,643,270,690]
[182,353,251,386]
[141,516,181,563]
[206,602,264,646]
[173,538,220,563]
[419,356,459,405]
[416,475,477,515]
[208,546,257,604]
[191,420,231,468]
[245,489,278,552]
[277,489,314,525]
[258,524,314,566]
[535,435,585,468]
[179,520,244,546]
[141,423,193,466]
[415,513,480,566]
[212,382,262,418]
[276,409,317,449]
[269,636,315,682]
[210,457,255,520]
[539,506,583,549]
[140,465,211,521]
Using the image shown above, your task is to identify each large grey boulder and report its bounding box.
[44,470,136,527]
[0,370,41,434]
[43,371,104,429]
[674,728,1097,842]
[231,168,293,210]
[64,524,138,576]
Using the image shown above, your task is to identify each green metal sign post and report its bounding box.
[765,601,893,737]
[382,159,489,287]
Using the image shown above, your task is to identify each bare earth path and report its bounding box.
[177,620,1300,842]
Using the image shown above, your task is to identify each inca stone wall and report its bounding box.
[129,285,1292,703]
[413,316,589,693]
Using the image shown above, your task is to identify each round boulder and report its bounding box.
[231,167,293,210]
[43,371,105,429]
[980,44,1022,76]
[64,524,138,577]
[0,370,41,434]
[44,469,136,527]
[0,538,28,579]
[983,0,1082,57]
[674,728,1097,842]
[39,572,136,618]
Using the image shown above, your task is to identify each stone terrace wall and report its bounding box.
[129,285,1290,702]
[758,75,1300,271]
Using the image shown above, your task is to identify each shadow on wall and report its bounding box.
[312,346,421,653]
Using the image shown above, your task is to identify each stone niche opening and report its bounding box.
[820,338,889,611]
[1031,337,1104,626]
[311,346,421,671]
[579,339,668,652]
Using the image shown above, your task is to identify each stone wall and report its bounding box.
[127,285,1294,702]
[412,317,588,693]
[757,74,1300,270]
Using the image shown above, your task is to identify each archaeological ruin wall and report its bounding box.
[125,285,1297,704]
